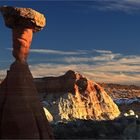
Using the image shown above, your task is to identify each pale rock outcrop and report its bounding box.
[43,107,53,123]
[38,70,120,122]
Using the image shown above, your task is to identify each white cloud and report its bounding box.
[117,56,140,64]
[91,0,140,12]
[29,62,140,85]
[29,49,87,55]
[28,49,140,85]
[52,50,121,63]
[30,49,120,63]
[83,71,140,85]
[1,49,140,86]
[6,48,87,55]
[61,54,118,63]
[29,63,80,77]
[6,47,120,56]
[93,49,112,54]
[123,0,140,4]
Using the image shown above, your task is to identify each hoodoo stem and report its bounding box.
[12,28,33,62]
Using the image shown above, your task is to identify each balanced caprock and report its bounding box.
[0,6,53,139]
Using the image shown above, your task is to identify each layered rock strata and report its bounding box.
[38,70,120,122]
[0,62,53,139]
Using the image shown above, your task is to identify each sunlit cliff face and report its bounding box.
[40,71,120,122]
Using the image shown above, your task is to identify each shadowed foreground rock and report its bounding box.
[37,70,120,122]
[52,117,140,139]
[0,61,53,139]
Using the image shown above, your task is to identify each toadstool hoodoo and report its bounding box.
[0,6,53,139]
[0,6,46,62]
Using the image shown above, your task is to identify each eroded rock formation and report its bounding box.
[0,6,53,139]
[0,6,46,62]
[0,62,53,139]
[37,70,120,122]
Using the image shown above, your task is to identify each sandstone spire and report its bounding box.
[0,6,53,139]
[0,6,46,62]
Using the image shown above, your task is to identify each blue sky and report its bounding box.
[0,0,140,85]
